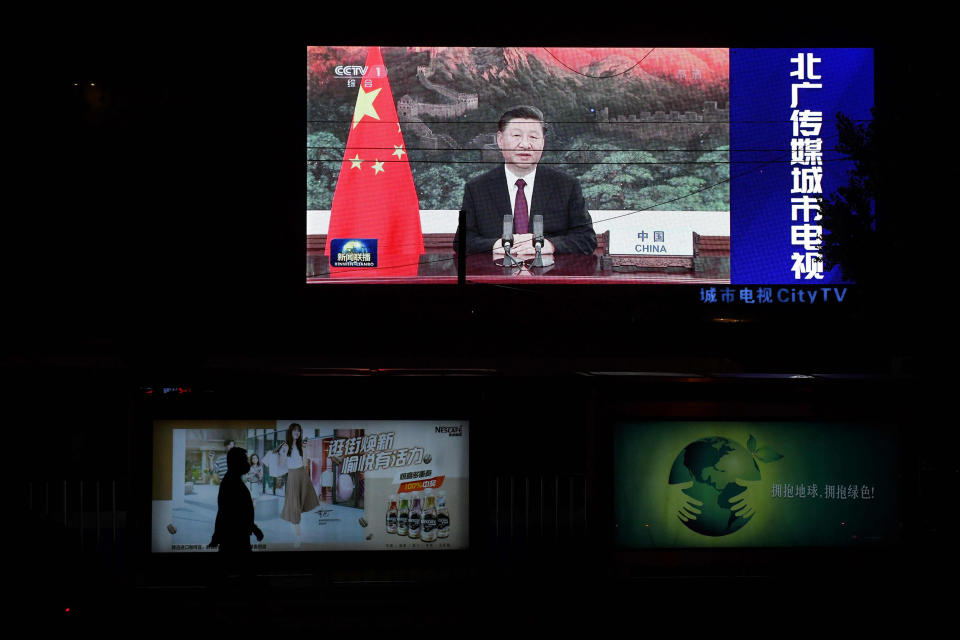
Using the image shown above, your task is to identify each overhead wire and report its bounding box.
[539,47,658,79]
[307,131,838,277]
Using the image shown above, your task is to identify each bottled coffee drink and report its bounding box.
[437,490,450,539]
[386,494,398,534]
[397,495,410,536]
[421,489,437,542]
[408,491,422,539]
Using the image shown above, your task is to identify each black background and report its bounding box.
[8,7,949,632]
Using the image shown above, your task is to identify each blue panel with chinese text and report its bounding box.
[730,48,874,284]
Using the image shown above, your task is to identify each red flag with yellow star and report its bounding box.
[324,46,423,278]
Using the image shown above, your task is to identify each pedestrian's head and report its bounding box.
[227,447,250,474]
[224,439,235,450]
[250,453,260,467]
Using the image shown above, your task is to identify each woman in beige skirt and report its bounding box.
[270,423,320,547]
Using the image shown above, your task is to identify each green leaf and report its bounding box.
[755,447,784,463]
[747,435,757,453]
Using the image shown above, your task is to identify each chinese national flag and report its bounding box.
[324,46,423,277]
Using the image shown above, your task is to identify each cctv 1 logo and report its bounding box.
[667,435,783,537]
[334,65,387,78]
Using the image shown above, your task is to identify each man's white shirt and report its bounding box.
[504,164,538,220]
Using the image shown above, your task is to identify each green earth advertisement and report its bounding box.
[614,422,899,547]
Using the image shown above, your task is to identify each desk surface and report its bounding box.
[307,253,729,284]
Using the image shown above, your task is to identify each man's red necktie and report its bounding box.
[514,178,529,234]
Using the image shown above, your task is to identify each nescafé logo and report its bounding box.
[435,425,463,436]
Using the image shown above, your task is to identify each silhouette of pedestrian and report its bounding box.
[209,447,264,554]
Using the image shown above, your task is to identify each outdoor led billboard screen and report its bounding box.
[613,421,898,548]
[152,420,469,552]
[306,47,872,285]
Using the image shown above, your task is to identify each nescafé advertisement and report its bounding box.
[152,420,468,552]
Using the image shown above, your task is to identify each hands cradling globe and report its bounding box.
[668,436,777,537]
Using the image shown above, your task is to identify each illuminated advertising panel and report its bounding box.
[614,421,897,547]
[307,47,872,285]
[152,420,468,552]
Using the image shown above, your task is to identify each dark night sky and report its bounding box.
[6,10,940,371]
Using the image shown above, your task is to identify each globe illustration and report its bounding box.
[341,240,367,254]
[669,436,761,537]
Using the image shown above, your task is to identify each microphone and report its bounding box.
[531,215,545,268]
[501,214,519,267]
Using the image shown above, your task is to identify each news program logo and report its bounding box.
[330,238,378,267]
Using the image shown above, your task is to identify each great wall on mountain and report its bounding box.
[396,48,729,156]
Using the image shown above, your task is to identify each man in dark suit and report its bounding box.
[455,106,597,257]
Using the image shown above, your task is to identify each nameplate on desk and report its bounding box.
[609,220,698,256]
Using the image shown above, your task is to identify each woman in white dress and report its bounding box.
[266,423,320,547]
